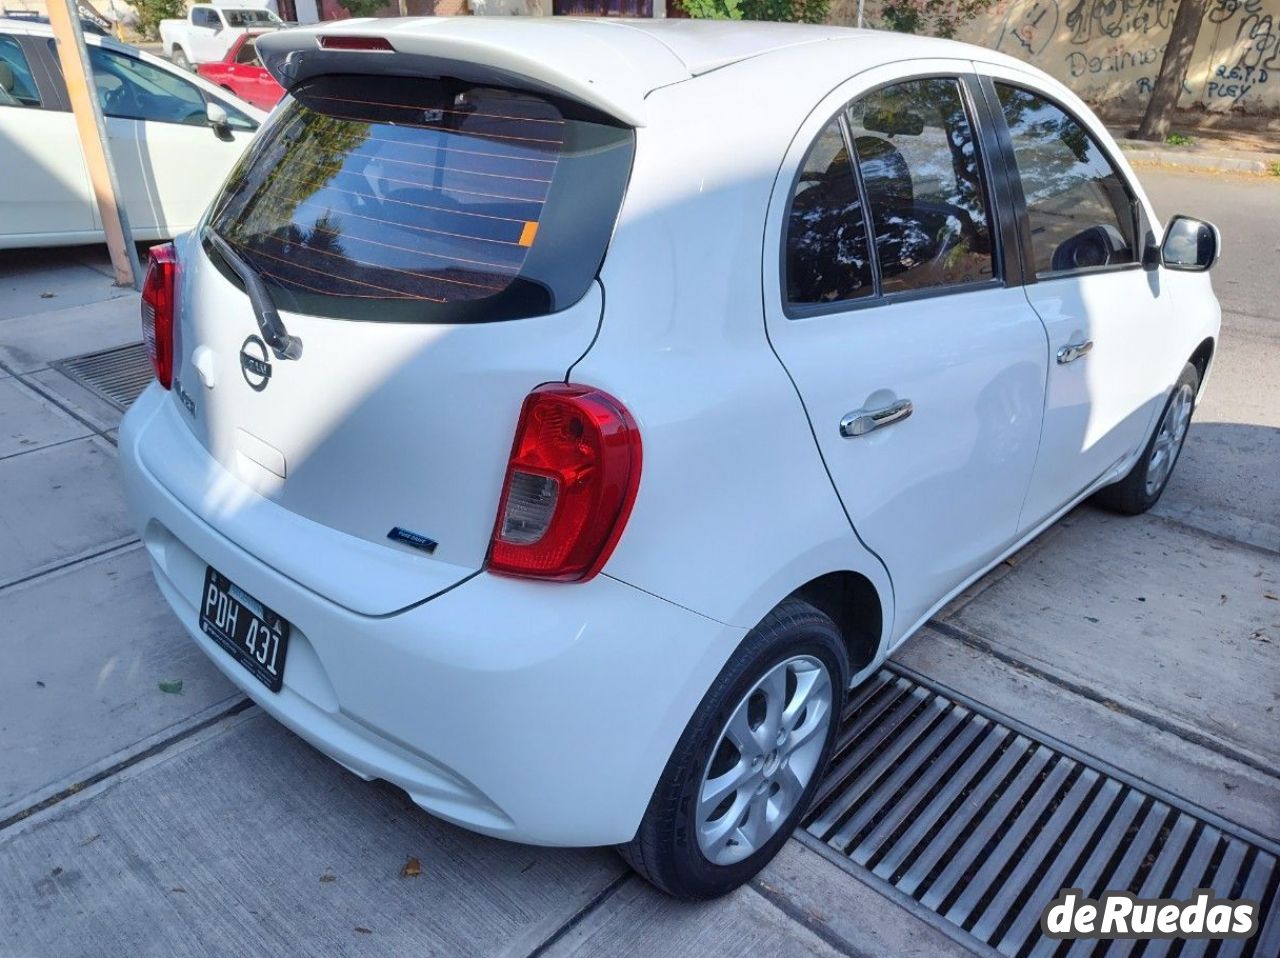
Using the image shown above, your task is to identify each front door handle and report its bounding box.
[1057,340,1094,364]
[841,399,913,438]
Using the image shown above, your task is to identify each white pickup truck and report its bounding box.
[159,3,282,71]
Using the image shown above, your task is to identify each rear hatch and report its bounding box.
[169,72,633,614]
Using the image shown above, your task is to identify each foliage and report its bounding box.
[337,0,389,16]
[1270,161,1280,177]
[1164,132,1195,146]
[879,0,996,38]
[131,0,185,40]
[678,0,829,24]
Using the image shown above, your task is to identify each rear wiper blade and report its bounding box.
[203,226,303,361]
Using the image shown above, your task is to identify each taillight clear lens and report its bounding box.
[488,384,642,582]
[141,243,176,390]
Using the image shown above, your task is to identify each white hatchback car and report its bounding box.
[119,18,1221,899]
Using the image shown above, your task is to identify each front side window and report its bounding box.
[208,75,635,324]
[193,8,220,27]
[235,38,259,66]
[785,118,874,305]
[846,78,996,296]
[996,84,1136,276]
[83,46,255,129]
[0,35,41,108]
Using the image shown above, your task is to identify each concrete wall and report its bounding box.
[834,0,1280,116]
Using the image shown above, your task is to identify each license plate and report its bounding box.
[199,567,290,692]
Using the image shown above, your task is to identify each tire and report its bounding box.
[618,598,848,900]
[172,48,191,71]
[1093,362,1199,516]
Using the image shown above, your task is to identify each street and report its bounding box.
[0,167,1277,956]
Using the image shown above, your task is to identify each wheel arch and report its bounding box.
[1189,336,1215,396]
[788,570,885,683]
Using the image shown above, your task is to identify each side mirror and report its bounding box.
[206,101,231,138]
[1160,215,1220,272]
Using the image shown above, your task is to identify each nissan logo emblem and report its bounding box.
[239,335,272,392]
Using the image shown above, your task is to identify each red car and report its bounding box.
[196,32,283,111]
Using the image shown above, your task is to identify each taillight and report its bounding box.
[141,243,176,390]
[488,384,642,582]
[318,35,395,51]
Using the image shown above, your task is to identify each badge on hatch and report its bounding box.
[240,335,272,392]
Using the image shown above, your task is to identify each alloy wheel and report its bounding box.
[695,655,833,866]
[1145,382,1194,496]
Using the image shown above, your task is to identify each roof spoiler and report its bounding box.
[255,22,660,127]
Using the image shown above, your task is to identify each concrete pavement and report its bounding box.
[0,168,1276,956]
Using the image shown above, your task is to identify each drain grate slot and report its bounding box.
[52,342,152,411]
[803,665,1280,958]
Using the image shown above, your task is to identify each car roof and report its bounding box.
[260,18,1020,127]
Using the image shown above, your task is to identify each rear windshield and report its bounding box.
[206,75,634,323]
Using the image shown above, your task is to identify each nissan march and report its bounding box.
[119,18,1221,900]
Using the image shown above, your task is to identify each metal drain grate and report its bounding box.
[52,342,152,410]
[802,664,1280,958]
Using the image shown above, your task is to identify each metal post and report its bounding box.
[46,0,143,290]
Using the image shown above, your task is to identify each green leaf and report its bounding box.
[158,679,184,695]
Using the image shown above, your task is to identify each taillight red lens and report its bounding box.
[488,384,642,582]
[141,243,176,390]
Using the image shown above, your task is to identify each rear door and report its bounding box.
[976,68,1173,531]
[764,63,1049,641]
[0,32,96,242]
[171,73,634,612]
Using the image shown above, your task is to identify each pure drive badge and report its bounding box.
[239,335,272,392]
[387,527,438,555]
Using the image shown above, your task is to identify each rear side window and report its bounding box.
[845,78,995,296]
[208,75,634,324]
[995,84,1136,276]
[785,118,875,305]
[0,34,41,108]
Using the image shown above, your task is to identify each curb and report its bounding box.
[1116,145,1277,175]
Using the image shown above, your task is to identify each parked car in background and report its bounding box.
[196,32,282,110]
[0,17,265,249]
[119,19,1220,901]
[160,2,282,71]
[0,8,109,35]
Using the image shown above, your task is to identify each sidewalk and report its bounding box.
[0,247,974,957]
[2,241,1277,957]
[1109,125,1280,175]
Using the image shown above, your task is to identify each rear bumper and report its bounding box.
[119,385,746,846]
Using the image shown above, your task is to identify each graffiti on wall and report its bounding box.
[967,0,1280,111]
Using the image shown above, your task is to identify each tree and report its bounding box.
[878,0,997,38]
[337,0,388,15]
[131,0,184,39]
[1136,0,1208,141]
[679,0,829,24]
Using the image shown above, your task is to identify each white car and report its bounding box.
[0,19,265,249]
[118,19,1221,899]
[159,2,282,71]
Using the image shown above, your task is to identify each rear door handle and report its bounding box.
[841,399,913,438]
[1057,340,1094,364]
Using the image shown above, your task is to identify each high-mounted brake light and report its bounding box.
[488,384,642,583]
[141,243,176,390]
[318,35,395,51]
